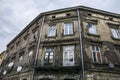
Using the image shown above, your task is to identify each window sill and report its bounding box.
[111,36,120,41]
[46,36,56,38]
[87,33,100,37]
[62,33,74,36]
[45,34,57,38]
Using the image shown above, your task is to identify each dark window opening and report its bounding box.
[87,13,92,16]
[52,15,56,19]
[109,17,113,21]
[66,13,71,16]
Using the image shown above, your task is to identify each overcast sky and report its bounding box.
[0,0,120,53]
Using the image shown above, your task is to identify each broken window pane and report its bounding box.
[87,22,97,35]
[47,25,56,37]
[111,28,120,39]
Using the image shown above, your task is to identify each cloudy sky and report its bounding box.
[0,0,120,53]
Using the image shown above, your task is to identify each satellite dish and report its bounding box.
[3,70,7,75]
[17,66,22,72]
[29,51,33,56]
[8,62,14,67]
[109,63,115,69]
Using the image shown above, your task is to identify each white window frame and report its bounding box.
[87,22,97,35]
[111,28,120,39]
[44,47,54,65]
[47,25,56,37]
[64,22,73,35]
[91,45,102,63]
[63,45,74,66]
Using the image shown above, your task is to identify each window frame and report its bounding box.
[47,25,56,37]
[110,28,120,39]
[64,22,74,35]
[91,45,102,63]
[63,45,75,66]
[44,47,54,65]
[87,22,98,35]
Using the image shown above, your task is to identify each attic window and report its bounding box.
[109,17,113,21]
[52,15,56,19]
[88,13,92,16]
[66,13,71,16]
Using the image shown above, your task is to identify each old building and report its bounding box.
[0,51,7,66]
[0,6,120,80]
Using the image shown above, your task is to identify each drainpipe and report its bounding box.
[77,9,85,80]
[31,15,45,80]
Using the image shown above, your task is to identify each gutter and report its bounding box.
[31,15,45,80]
[77,9,85,80]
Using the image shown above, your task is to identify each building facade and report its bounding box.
[0,6,120,80]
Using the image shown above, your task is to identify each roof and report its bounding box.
[7,6,120,47]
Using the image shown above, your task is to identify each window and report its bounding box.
[52,15,56,19]
[19,52,24,64]
[63,46,74,66]
[22,36,27,48]
[44,48,54,65]
[64,22,73,35]
[116,47,120,54]
[91,45,102,63]
[19,56,23,64]
[66,13,71,16]
[16,41,20,50]
[30,31,38,41]
[47,25,56,37]
[111,28,120,39]
[87,22,97,35]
